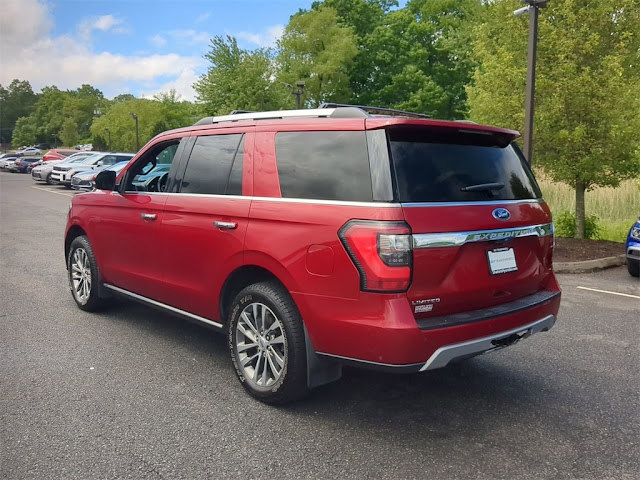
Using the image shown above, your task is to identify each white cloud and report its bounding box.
[235,25,284,48]
[78,15,126,42]
[0,0,204,101]
[168,29,210,46]
[195,12,211,24]
[150,34,168,48]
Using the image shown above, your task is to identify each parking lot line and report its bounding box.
[577,286,640,300]
[31,186,75,197]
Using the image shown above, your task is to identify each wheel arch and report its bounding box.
[219,265,287,324]
[65,225,87,266]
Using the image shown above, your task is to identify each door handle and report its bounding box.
[141,213,157,221]
[214,221,237,230]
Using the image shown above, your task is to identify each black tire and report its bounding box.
[628,259,639,278]
[67,235,105,311]
[45,172,52,184]
[228,281,308,404]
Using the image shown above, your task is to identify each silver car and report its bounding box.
[70,161,129,191]
[32,152,95,184]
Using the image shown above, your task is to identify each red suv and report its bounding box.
[65,105,561,403]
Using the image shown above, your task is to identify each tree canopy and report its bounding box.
[468,0,640,237]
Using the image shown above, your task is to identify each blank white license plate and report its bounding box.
[487,248,518,274]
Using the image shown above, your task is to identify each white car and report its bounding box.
[19,147,42,155]
[51,152,133,187]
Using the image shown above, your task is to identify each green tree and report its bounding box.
[60,118,79,147]
[194,35,289,115]
[277,6,358,107]
[11,116,38,147]
[90,97,196,152]
[467,0,640,238]
[0,79,37,146]
[348,0,480,118]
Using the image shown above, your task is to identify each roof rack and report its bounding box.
[193,104,430,126]
[319,103,431,119]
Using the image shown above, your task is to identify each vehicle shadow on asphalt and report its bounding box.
[95,297,554,432]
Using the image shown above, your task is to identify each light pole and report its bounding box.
[105,128,111,151]
[129,112,139,151]
[284,82,306,109]
[515,0,548,165]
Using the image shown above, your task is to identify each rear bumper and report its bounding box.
[298,283,561,369]
[419,314,555,371]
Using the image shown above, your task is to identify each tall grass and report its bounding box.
[536,177,640,242]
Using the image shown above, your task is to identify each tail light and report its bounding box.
[339,220,412,292]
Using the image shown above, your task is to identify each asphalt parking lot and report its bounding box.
[1,171,638,480]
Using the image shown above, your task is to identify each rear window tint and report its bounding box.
[389,129,542,203]
[276,131,372,202]
[181,134,244,195]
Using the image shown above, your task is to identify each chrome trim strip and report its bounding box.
[103,284,223,328]
[420,314,556,371]
[250,196,399,208]
[402,199,543,207]
[121,191,400,207]
[413,223,554,249]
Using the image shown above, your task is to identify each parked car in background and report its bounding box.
[7,157,40,173]
[32,152,96,184]
[52,152,133,187]
[626,217,640,277]
[43,149,77,162]
[65,105,561,404]
[0,152,23,170]
[71,161,130,191]
[18,147,42,156]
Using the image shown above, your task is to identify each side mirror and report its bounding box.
[96,160,104,166]
[95,170,116,191]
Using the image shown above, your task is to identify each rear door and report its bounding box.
[386,126,555,320]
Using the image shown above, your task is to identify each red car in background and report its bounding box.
[43,149,77,162]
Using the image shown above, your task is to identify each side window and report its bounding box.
[124,141,180,192]
[275,131,372,202]
[180,134,244,195]
[100,155,118,166]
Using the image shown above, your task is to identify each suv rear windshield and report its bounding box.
[388,128,542,203]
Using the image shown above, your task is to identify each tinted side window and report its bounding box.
[389,129,542,203]
[276,131,372,202]
[181,134,244,195]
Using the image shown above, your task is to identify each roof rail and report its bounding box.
[193,103,429,126]
[194,107,366,125]
[319,103,431,119]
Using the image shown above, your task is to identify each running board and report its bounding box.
[103,283,223,329]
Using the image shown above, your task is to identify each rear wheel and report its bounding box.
[67,235,104,311]
[228,281,308,404]
[628,259,639,277]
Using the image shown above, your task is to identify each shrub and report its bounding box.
[554,211,601,239]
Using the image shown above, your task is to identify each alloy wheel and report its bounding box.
[235,302,287,388]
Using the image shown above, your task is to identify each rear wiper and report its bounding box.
[460,182,505,193]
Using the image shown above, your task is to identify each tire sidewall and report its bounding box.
[228,284,306,403]
[67,236,102,311]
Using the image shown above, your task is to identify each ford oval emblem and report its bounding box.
[492,208,511,221]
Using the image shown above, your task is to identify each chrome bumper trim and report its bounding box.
[413,223,554,249]
[419,314,556,371]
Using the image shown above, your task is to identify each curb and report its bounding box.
[554,255,627,274]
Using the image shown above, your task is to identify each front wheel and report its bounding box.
[228,281,308,404]
[628,259,639,277]
[67,235,104,311]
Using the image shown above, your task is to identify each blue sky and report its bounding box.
[1,0,316,101]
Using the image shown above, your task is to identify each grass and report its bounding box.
[536,177,640,243]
